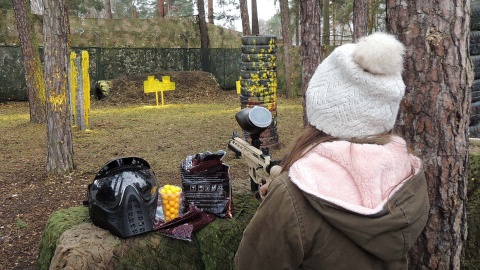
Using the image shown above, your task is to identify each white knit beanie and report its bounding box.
[306,32,406,139]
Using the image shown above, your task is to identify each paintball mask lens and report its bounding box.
[89,157,158,209]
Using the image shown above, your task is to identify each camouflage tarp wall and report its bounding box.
[0,46,242,101]
[0,46,26,100]
[0,9,245,100]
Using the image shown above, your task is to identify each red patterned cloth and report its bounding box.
[154,204,216,241]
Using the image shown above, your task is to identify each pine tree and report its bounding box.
[387,0,470,268]
[43,0,75,173]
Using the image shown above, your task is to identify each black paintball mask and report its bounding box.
[87,157,158,238]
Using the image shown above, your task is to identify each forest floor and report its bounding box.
[0,71,304,269]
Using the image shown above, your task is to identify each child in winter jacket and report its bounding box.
[234,32,430,270]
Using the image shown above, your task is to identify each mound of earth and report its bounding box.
[95,71,235,105]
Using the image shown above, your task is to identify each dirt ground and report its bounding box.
[0,71,301,270]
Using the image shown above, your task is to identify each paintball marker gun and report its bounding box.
[228,106,280,199]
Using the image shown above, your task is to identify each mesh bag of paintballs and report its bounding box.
[180,150,233,218]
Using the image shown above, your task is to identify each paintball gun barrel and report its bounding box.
[228,106,279,198]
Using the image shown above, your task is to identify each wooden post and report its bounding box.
[81,51,90,130]
[70,50,90,130]
[69,52,77,126]
[75,55,85,130]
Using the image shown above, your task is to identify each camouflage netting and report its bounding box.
[49,223,121,269]
[37,206,91,269]
[37,191,259,270]
[195,190,260,269]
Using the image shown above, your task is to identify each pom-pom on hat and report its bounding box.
[306,32,406,139]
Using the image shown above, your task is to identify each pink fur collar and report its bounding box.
[289,136,421,215]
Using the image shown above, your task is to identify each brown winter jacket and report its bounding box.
[235,138,429,269]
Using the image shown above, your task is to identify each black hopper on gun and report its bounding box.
[228,106,279,199]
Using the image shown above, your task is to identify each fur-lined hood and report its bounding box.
[289,135,421,215]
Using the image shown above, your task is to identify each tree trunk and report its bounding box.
[157,0,164,17]
[322,0,329,47]
[386,1,470,269]
[279,0,293,97]
[353,0,368,41]
[197,0,210,73]
[104,0,112,18]
[208,0,213,24]
[12,0,46,124]
[43,0,75,173]
[367,0,374,33]
[300,0,322,124]
[196,0,209,49]
[295,1,300,46]
[251,0,259,35]
[332,0,336,45]
[130,4,138,18]
[239,0,250,36]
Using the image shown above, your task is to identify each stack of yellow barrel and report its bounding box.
[239,35,279,148]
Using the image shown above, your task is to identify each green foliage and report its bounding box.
[133,0,156,18]
[68,0,104,17]
[263,13,281,37]
[332,0,387,37]
[335,0,353,26]
[15,218,27,229]
[215,0,240,28]
[368,1,387,33]
[112,0,136,18]
[264,0,388,42]
[109,0,194,19]
[169,0,194,17]
[0,0,13,10]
